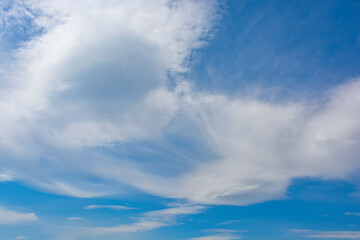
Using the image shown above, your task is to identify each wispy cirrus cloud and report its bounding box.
[91,203,206,234]
[189,228,245,240]
[84,205,135,211]
[217,220,242,226]
[345,212,360,217]
[290,229,360,239]
[15,236,27,240]
[67,217,83,221]
[190,233,242,240]
[189,236,240,240]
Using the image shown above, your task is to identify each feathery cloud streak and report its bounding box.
[91,203,206,234]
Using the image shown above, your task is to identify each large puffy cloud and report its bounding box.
[0,0,219,196]
[0,0,360,206]
[0,0,218,150]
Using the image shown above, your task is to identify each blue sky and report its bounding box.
[0,0,360,239]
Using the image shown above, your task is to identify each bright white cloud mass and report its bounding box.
[0,0,360,211]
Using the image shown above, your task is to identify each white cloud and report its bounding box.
[189,236,240,240]
[189,229,245,240]
[205,229,246,234]
[190,233,242,240]
[0,0,360,208]
[291,229,360,239]
[0,173,14,182]
[217,220,242,226]
[345,212,360,217]
[15,236,27,240]
[67,217,83,221]
[0,0,219,153]
[0,0,219,198]
[0,206,38,224]
[84,205,135,211]
[87,79,360,205]
[128,80,360,205]
[93,221,167,234]
[92,203,206,234]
